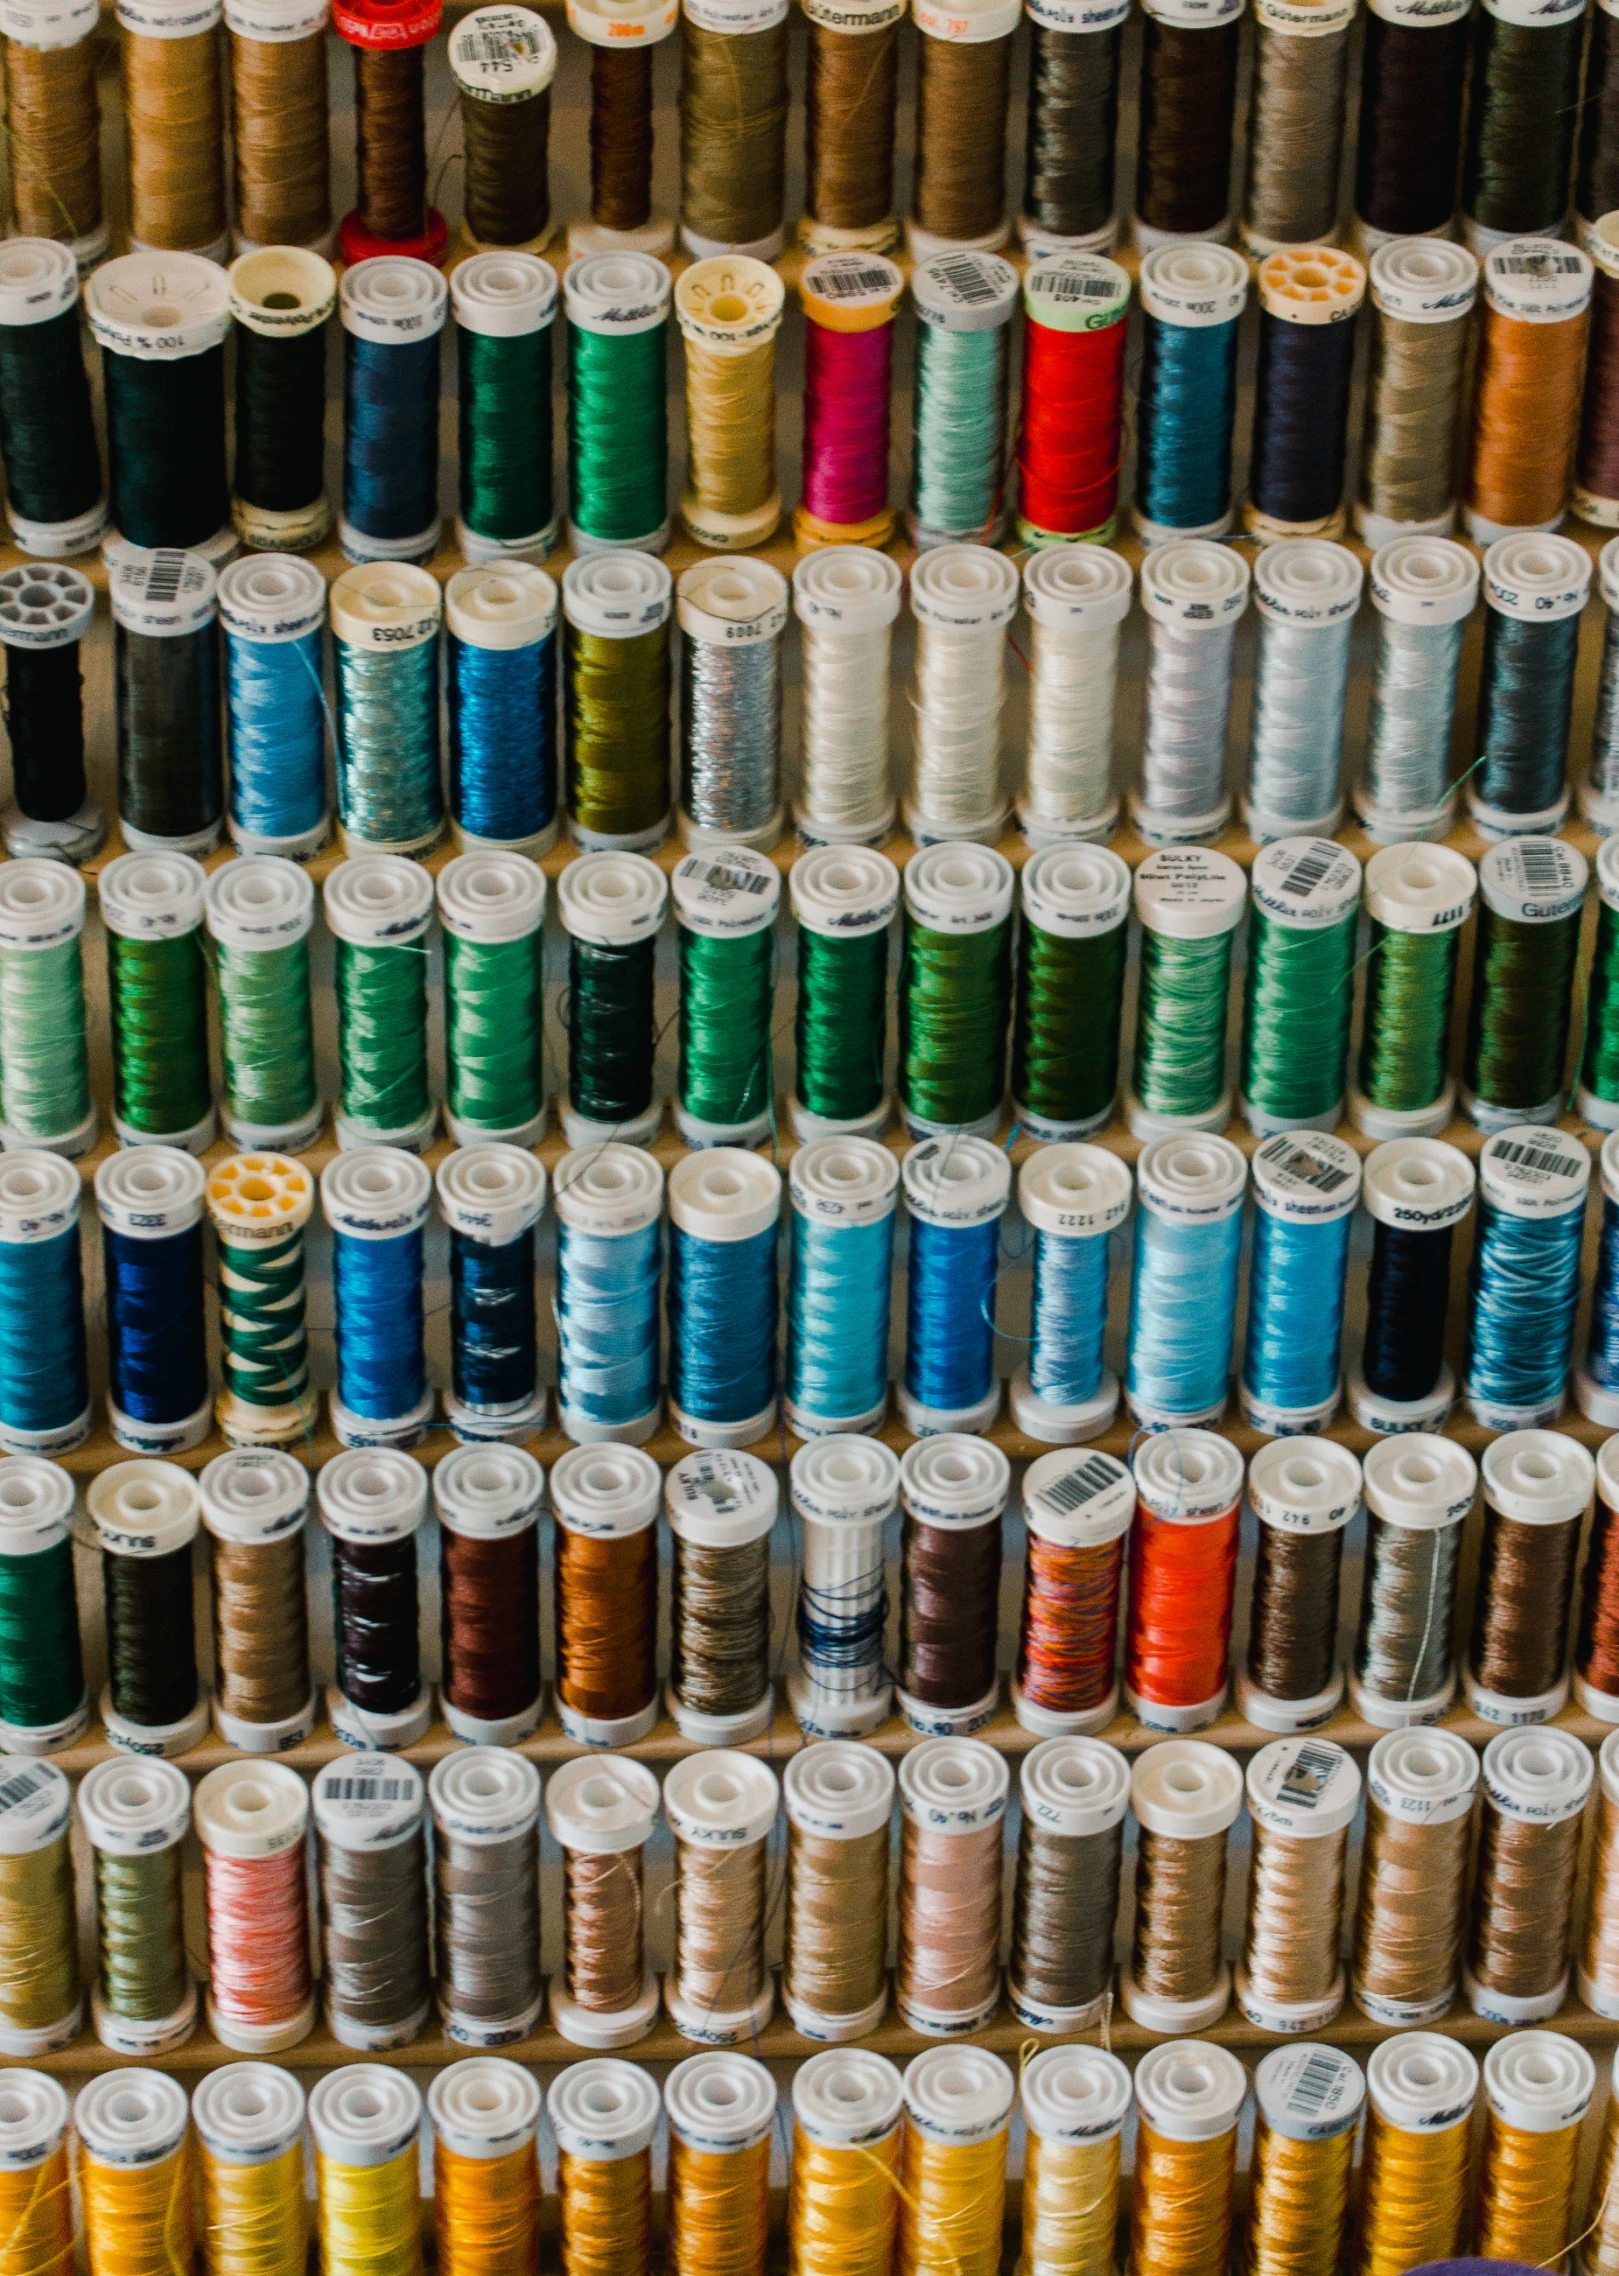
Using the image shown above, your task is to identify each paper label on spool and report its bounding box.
[683,0,786,32]
[449,6,557,95]
[1026,0,1128,28]
[1366,0,1465,21]
[1477,1127,1591,1220]
[117,0,221,34]
[1023,253,1130,332]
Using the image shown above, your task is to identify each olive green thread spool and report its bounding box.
[438,850,549,1147]
[78,1752,198,2052]
[98,850,215,1154]
[203,855,323,1153]
[1012,844,1132,1141]
[790,842,899,1141]
[1352,843,1477,1140]
[1126,845,1246,1139]
[324,855,437,1153]
[1239,835,1363,1137]
[0,859,94,1158]
[899,841,1016,1139]
[0,1755,82,2052]
[110,547,226,858]
[562,549,675,850]
[1462,835,1589,1132]
[206,1152,321,1451]
[673,844,781,1148]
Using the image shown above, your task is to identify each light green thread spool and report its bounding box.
[1126,845,1247,1138]
[0,861,93,1157]
[98,850,215,1154]
[203,856,321,1154]
[324,856,437,1154]
[1353,842,1477,1141]
[438,850,549,1145]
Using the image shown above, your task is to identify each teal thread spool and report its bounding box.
[450,250,559,564]
[1239,835,1363,1137]
[563,251,671,555]
[324,856,437,1153]
[1352,842,1477,1141]
[0,1455,88,1753]
[98,851,215,1155]
[438,850,549,1147]
[909,250,1018,550]
[1126,845,1246,1139]
[203,856,322,1153]
[330,562,444,856]
[0,860,94,1158]
[673,844,781,1149]
[790,842,898,1141]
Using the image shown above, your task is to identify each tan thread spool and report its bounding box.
[1464,1726,1592,2021]
[782,1742,894,2042]
[1240,0,1355,255]
[2,0,105,262]
[119,0,228,258]
[199,1448,316,1751]
[895,1737,1007,2037]
[801,0,903,251]
[1235,1736,1359,2033]
[1350,1727,1477,2028]
[1578,2065,1619,2276]
[678,0,789,261]
[1121,1738,1243,2034]
[662,1750,778,2043]
[1464,238,1593,544]
[1579,1728,1619,2020]
[544,1753,661,2050]
[909,0,1017,256]
[225,0,332,253]
[1355,238,1479,545]
[675,256,785,549]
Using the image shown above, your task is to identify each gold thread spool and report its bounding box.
[664,2053,776,2276]
[227,2,331,253]
[899,2047,1014,2276]
[309,2068,424,2276]
[1578,2074,1619,2276]
[1354,2035,1478,2276]
[2,13,104,257]
[1126,2043,1246,2276]
[675,257,786,549]
[1235,1738,1358,2033]
[193,2063,309,2276]
[428,2059,543,2276]
[789,2049,903,2276]
[678,4,789,259]
[1463,241,1593,543]
[0,1758,80,2050]
[0,2071,72,2276]
[1244,2045,1363,2276]
[1019,2047,1130,2276]
[120,0,228,257]
[549,2060,660,2276]
[76,2071,196,2276]
[1475,2033,1595,2272]
[782,1741,894,2041]
[1350,1729,1477,2028]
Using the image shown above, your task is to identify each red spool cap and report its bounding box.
[332,0,441,45]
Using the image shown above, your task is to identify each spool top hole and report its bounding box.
[141,302,181,328]
[697,1771,742,1809]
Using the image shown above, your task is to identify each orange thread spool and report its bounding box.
[550,1446,661,1747]
[76,2071,195,2276]
[664,2054,776,2276]
[550,2060,660,2276]
[1125,1431,1243,1728]
[1464,239,1592,543]
[428,2059,543,2276]
[0,2072,72,2276]
[1127,2041,1246,2276]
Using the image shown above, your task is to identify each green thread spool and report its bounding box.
[0,860,93,1157]
[563,251,671,552]
[562,550,674,851]
[204,856,322,1152]
[206,1152,320,1451]
[790,842,898,1140]
[0,1754,81,2049]
[0,1458,87,1751]
[1463,835,1588,1131]
[909,250,1019,548]
[98,850,215,1153]
[1352,842,1477,1139]
[198,1450,317,1752]
[1581,834,1619,1131]
[451,250,559,561]
[556,848,668,1146]
[1011,844,1131,1140]
[438,850,549,1145]
[673,845,781,1146]
[78,1756,196,2046]
[1127,845,1246,1136]
[900,842,1015,1138]
[324,856,437,1152]
[1239,836,1363,1136]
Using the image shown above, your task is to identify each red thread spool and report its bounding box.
[1124,1429,1243,1732]
[1578,1434,1619,1719]
[333,0,448,266]
[794,251,904,549]
[194,1760,315,2053]
[1016,251,1130,547]
[1013,1448,1134,1737]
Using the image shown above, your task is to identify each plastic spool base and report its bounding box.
[328,1995,434,2053]
[567,215,677,259]
[104,521,238,572]
[232,497,333,554]
[440,1990,547,2051]
[1348,1671,1453,1731]
[0,1103,97,1161]
[1020,211,1118,257]
[335,1106,438,1156]
[678,808,783,856]
[672,1105,771,1152]
[787,1672,892,1738]
[1244,801,1342,850]
[897,1987,1002,2038]
[555,1695,659,1749]
[896,1680,999,1739]
[785,1393,888,1440]
[444,1106,548,1152]
[1582,778,1619,837]
[788,1094,892,1142]
[1124,1089,1231,1141]
[557,1401,661,1449]
[901,1104,1002,1143]
[1463,1967,1567,2026]
[794,806,896,850]
[1579,1369,1619,1430]
[1467,788,1570,843]
[1128,794,1232,849]
[0,1995,83,2057]
[1011,1098,1116,1143]
[681,223,785,261]
[1234,1965,1344,2035]
[1119,1963,1231,2033]
[93,1980,198,2056]
[783,1986,890,2044]
[455,514,558,568]
[665,1974,777,2047]
[559,1093,664,1149]
[1238,1097,1343,1142]
[107,1392,213,1458]
[1348,1082,1456,1142]
[338,516,440,569]
[1123,1681,1227,1735]
[329,1387,436,1452]
[1352,793,1456,847]
[3,799,105,864]
[207,1991,316,2056]
[800,214,901,254]
[442,1691,544,1747]
[1577,1673,1619,1724]
[1576,1087,1619,1134]
[114,1106,217,1156]
[665,1683,773,1745]
[551,1972,660,2050]
[1009,1983,1109,2035]
[1239,1383,1340,1438]
[339,207,448,268]
[1581,1969,1619,2020]
[443,1387,549,1446]
[51,219,112,274]
[667,1396,777,1451]
[1353,1982,1455,2028]
[327,1681,433,1753]
[567,518,672,564]
[1016,800,1119,850]
[213,1694,317,1756]
[223,1101,324,1155]
[1011,1678,1118,1739]
[0,1694,90,1757]
[1233,1666,1344,1734]
[897,1380,1002,1437]
[1124,1389,1229,1435]
[1010,1364,1119,1445]
[903,801,1008,849]
[0,1399,91,1457]
[1349,1366,1457,1435]
[100,1686,211,1761]
[121,819,226,862]
[450,817,560,862]
[906,217,1010,259]
[1458,1085,1565,1136]
[1464,1671,1569,1728]
[1355,502,1454,546]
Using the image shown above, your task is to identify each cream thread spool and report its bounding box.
[1018,2046,1130,2276]
[904,544,1021,847]
[1018,548,1132,845]
[675,258,785,551]
[791,550,904,846]
[663,1751,780,2043]
[1235,1734,1360,2031]
[545,1754,661,2048]
[199,1447,317,1751]
[788,1435,900,1735]
[1120,1738,1243,2031]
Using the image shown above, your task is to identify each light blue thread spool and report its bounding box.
[787,1434,901,1740]
[321,1148,436,1451]
[909,251,1019,551]
[1466,1127,1591,1433]
[786,1137,898,1439]
[218,554,330,859]
[899,1134,1011,1438]
[665,1148,782,1449]
[1243,541,1363,846]
[1125,1133,1247,1432]
[0,1152,89,1456]
[1239,1131,1362,1438]
[330,562,444,855]
[1012,1142,1132,1447]
[554,1142,665,1447]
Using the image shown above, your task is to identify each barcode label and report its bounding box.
[1499,252,1584,275]
[1279,1742,1340,1809]
[145,551,185,604]
[816,264,896,299]
[1493,1139,1572,1176]
[1041,1456,1120,1514]
[1518,842,1567,888]
[1260,1136,1353,1194]
[1037,272,1119,302]
[696,861,770,896]
[0,1767,46,1814]
[1288,2050,1344,2114]
[324,1777,412,1803]
[928,256,998,304]
[460,23,539,56]
[1279,844,1334,897]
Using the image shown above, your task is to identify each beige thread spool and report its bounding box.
[783,1741,894,2043]
[1351,1726,1478,2026]
[1465,1725,1593,2024]
[1240,0,1356,255]
[199,1447,317,1753]
[1579,1728,1619,2019]
[119,0,229,261]
[225,0,332,254]
[896,1736,1007,2037]
[1019,2047,1130,2276]
[1,0,105,264]
[1121,1738,1243,2033]
[678,0,789,261]
[675,257,785,549]
[663,1749,779,2045]
[1356,239,1478,544]
[908,0,1019,257]
[1235,1734,1359,2033]
[545,1754,661,2049]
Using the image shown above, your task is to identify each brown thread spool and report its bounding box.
[1355,238,1478,545]
[1237,1437,1359,1730]
[546,1755,661,2048]
[1241,0,1355,255]
[1011,1445,1134,1740]
[675,257,785,550]
[1121,1738,1243,2033]
[550,1445,661,1749]
[1465,1431,1593,1726]
[1578,218,1619,527]
[897,1434,1008,1737]
[1019,4,1126,256]
[434,1445,544,1747]
[895,1737,1007,2034]
[909,0,1017,256]
[678,0,789,261]
[1355,2036,1478,2276]
[311,1754,433,2050]
[1235,1735,1359,2033]
[663,1750,779,2042]
[225,0,332,254]
[664,1447,777,1746]
[333,0,447,266]
[427,1748,543,2046]
[200,1447,316,1752]
[1464,238,1593,543]
[1578,1729,1619,2018]
[566,0,677,257]
[1582,9,1619,238]
[1134,0,1241,246]
[1475,2032,1595,2272]
[2,0,105,263]
[1006,1735,1127,2033]
[801,0,903,252]
[1350,1727,1477,2026]
[450,5,557,251]
[119,0,228,260]
[1464,1726,1592,2022]
[782,1741,894,2040]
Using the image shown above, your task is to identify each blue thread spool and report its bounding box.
[1236,1439,1362,1735]
[95,1147,211,1457]
[1012,1142,1131,1447]
[446,562,560,856]
[1466,1127,1591,1433]
[1012,1450,1136,1742]
[330,562,444,856]
[433,1445,546,1748]
[87,1459,210,1761]
[1133,243,1248,547]
[787,1434,900,1740]
[548,1443,663,1749]
[1240,1131,1361,1438]
[899,1134,1011,1438]
[786,1138,897,1439]
[0,1154,88,1457]
[1125,1133,1247,1433]
[321,1148,436,1451]
[665,1148,781,1449]
[338,256,446,568]
[663,1447,780,1749]
[897,1434,1013,1738]
[316,1446,433,1751]
[1467,532,1590,843]
[1581,1130,1619,1426]
[218,555,330,860]
[435,1143,549,1445]
[199,1448,317,1755]
[553,1142,664,1447]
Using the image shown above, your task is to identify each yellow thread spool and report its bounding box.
[1019,2046,1130,2276]
[194,2063,308,2276]
[1127,2041,1247,2276]
[1354,2035,1478,2276]
[76,2069,195,2276]
[1244,2045,1364,2276]
[664,2052,776,2276]
[0,2070,73,2276]
[675,258,786,551]
[309,2067,424,2276]
[899,2046,1014,2276]
[1476,2032,1595,2272]
[789,2049,903,2276]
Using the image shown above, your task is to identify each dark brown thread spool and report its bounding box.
[802,0,902,250]
[1021,13,1124,251]
[2,6,105,259]
[334,0,446,266]
[911,16,1014,250]
[546,1754,660,2042]
[1465,1434,1592,1720]
[435,1447,544,1744]
[318,1447,430,1747]
[120,0,228,258]
[1577,229,1619,528]
[1239,1440,1361,1724]
[1581,7,1619,233]
[565,0,677,256]
[1464,1727,1592,2017]
[226,0,331,253]
[1007,1737,1128,2030]
[899,1512,1001,1721]
[1353,4,1469,242]
[678,3,789,258]
[449,4,556,249]
[1135,7,1240,242]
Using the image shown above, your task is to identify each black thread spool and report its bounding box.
[1021,0,1126,253]
[84,250,233,559]
[110,550,225,858]
[450,4,557,250]
[1134,0,1242,244]
[1246,244,1366,540]
[317,1446,434,1750]
[1351,1139,1475,1433]
[1354,0,1470,242]
[1462,0,1587,245]
[335,0,447,266]
[228,245,337,553]
[88,1458,209,1753]
[0,564,102,861]
[0,240,105,561]
[1580,3,1619,237]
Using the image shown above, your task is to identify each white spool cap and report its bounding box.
[553,1145,662,1247]
[899,1736,1009,1832]
[427,2060,541,2161]
[784,1740,895,1840]
[1132,1428,1245,1521]
[433,1444,544,1538]
[910,544,1020,638]
[1483,533,1592,623]
[900,1434,1009,1529]
[0,2073,68,2169]
[664,1749,779,1850]
[790,1137,899,1229]
[1483,1429,1595,1524]
[1368,535,1480,626]
[427,1747,541,1844]
[790,845,900,940]
[1481,1725,1593,1825]
[1477,1126,1591,1220]
[545,1754,659,1852]
[912,251,1019,332]
[563,252,671,345]
[329,564,440,655]
[664,2055,776,2153]
[95,1143,206,1242]
[900,1135,1010,1233]
[549,1444,661,1536]
[548,2062,661,2161]
[1020,1145,1132,1243]
[437,851,547,945]
[0,1152,81,1250]
[98,852,207,945]
[1131,1739,1244,1839]
[793,545,903,634]
[74,2073,190,2168]
[1021,2048,1131,2143]
[1367,2034,1479,2132]
[794,2051,904,2145]
[308,2068,422,2168]
[88,1459,200,1559]
[1363,844,1477,939]
[0,0,97,51]
[1370,236,1478,321]
[323,856,434,951]
[1483,2033,1595,2132]
[1140,241,1249,328]
[227,248,334,333]
[902,2049,1014,2145]
[1020,1736,1130,1836]
[665,1447,777,1545]
[1360,1139,1475,1236]
[194,1759,308,1858]
[1136,1134,1247,1238]
[110,548,217,639]
[0,563,95,650]
[436,1145,549,1248]
[1133,847,1246,941]
[0,1758,70,1854]
[1133,2044,1247,2142]
[86,251,230,360]
[671,848,781,941]
[667,1148,781,1244]
[78,1755,190,1853]
[561,550,673,637]
[1021,1448,1134,1546]
[558,851,667,945]
[904,842,1015,934]
[1246,1736,1360,1838]
[449,6,556,97]
[1362,1435,1477,1530]
[339,257,447,345]
[1253,539,1364,628]
[1484,240,1593,324]
[317,1449,428,1544]
[203,856,315,950]
[677,557,789,646]
[1249,838,1362,934]
[1022,549,1132,652]
[192,2066,307,2168]
[1141,540,1251,631]
[1247,1437,1361,1534]
[312,1754,425,1852]
[0,1458,74,1557]
[321,1148,433,1241]
[1255,2046,1364,2141]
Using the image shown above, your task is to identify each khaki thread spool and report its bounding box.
[782,1741,895,2042]
[1245,2045,1364,2276]
[1235,1735,1360,2034]
[565,0,678,258]
[1127,2041,1247,2276]
[1007,1737,1129,2035]
[1236,1437,1361,1734]
[665,2054,775,2276]
[1121,1739,1244,2033]
[549,2060,660,2276]
[664,1749,779,2043]
[1465,1429,1595,1727]
[1351,1726,1478,2026]
[334,0,447,267]
[1019,2047,1130,2276]
[1476,2032,1595,2269]
[119,0,228,260]
[909,0,1018,256]
[675,258,785,550]
[78,1755,197,2055]
[199,1449,316,1753]
[450,5,557,252]
[0,1758,81,2055]
[1580,1729,1619,2018]
[896,1736,1007,2036]
[1,0,105,264]
[1465,1725,1593,2024]
[801,0,903,251]
[678,0,789,260]
[545,1754,661,2049]
[900,2048,1014,2276]
[790,2050,904,2276]
[1577,2048,1619,2276]
[426,1748,544,2047]
[76,2070,195,2276]
[193,1759,315,2054]
[1240,0,1356,256]
[1356,239,1479,545]
[0,2069,73,2276]
[225,0,332,254]
[1464,239,1593,543]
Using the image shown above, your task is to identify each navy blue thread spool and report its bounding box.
[450,251,559,563]
[110,549,226,858]
[1245,244,1366,542]
[1011,1142,1130,1448]
[663,1445,779,1746]
[1350,1137,1475,1437]
[445,562,560,856]
[1239,1130,1362,1439]
[95,1147,212,1457]
[227,246,336,555]
[665,1147,781,1449]
[556,850,668,1149]
[85,251,234,560]
[899,1133,1010,1438]
[320,1146,436,1450]
[218,553,330,859]
[1466,1126,1591,1433]
[88,1457,210,1760]
[553,1141,664,1447]
[435,1143,549,1445]
[1133,243,1248,547]
[787,1433,900,1740]
[338,255,446,568]
[1467,533,1590,842]
[0,239,106,558]
[433,1443,545,1748]
[0,1153,90,1457]
[316,1444,433,1750]
[0,563,103,864]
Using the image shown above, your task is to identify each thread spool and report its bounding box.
[1125,850,1245,1138]
[550,1444,661,1741]
[86,251,233,559]
[227,251,333,555]
[0,0,105,265]
[672,847,780,1144]
[785,1139,895,1437]
[199,1450,314,1752]
[908,0,1018,256]
[1466,1430,1594,1726]
[899,845,1014,1138]
[217,558,329,858]
[565,0,677,257]
[206,1155,318,1448]
[426,1748,542,2043]
[1128,2053,1245,2276]
[899,1138,1010,1433]
[0,1156,88,1457]
[1235,1735,1359,2031]
[1462,0,1586,250]
[0,243,105,561]
[203,857,321,1151]
[1122,1716,1243,2008]
[665,2054,775,2276]
[677,560,788,847]
[1240,1134,1362,1437]
[433,1447,544,1739]
[1246,2046,1364,2276]
[1476,260,1594,572]
[1578,1438,1619,1721]
[1351,849,1477,1139]
[1582,1729,1619,2008]
[904,546,1020,843]
[225,0,331,254]
[0,864,91,1159]
[1015,557,1127,847]
[1350,1139,1473,1435]
[110,550,225,855]
[1123,1429,1244,1730]
[1019,0,1129,254]
[75,2071,194,2273]
[665,1447,777,1738]
[0,2066,72,2276]
[94,1149,208,1457]
[1015,255,1129,549]
[317,1447,432,1750]
[339,259,445,568]
[666,1152,780,1448]
[1466,1128,1591,1431]
[789,1435,899,1736]
[449,7,555,251]
[1133,244,1247,545]
[1580,220,1619,527]
[1130,542,1250,847]
[1124,1137,1247,1432]
[0,1758,80,2049]
[563,256,671,556]
[436,1147,547,1444]
[334,0,445,265]
[117,0,227,259]
[446,562,559,848]
[1466,1726,1593,2022]
[1237,1437,1361,1732]
[321,1149,434,1450]
[1356,241,1478,543]
[795,253,903,549]
[1241,0,1356,254]
[1243,546,1364,841]
[1585,544,1619,833]
[896,1435,1008,1734]
[1246,246,1366,540]
[1354,537,1479,841]
[550,1148,662,1445]
[678,0,789,259]
[0,564,100,862]
[323,858,435,1155]
[1010,862,1128,1142]
[426,2059,542,2276]
[194,1761,313,2052]
[908,252,1016,548]
[549,2060,660,2276]
[788,848,896,1142]
[545,1755,660,2045]
[557,859,665,1146]
[1012,1449,1131,1731]
[312,1757,430,2048]
[1008,1742,1129,2029]
[438,852,547,1146]
[1350,1433,1476,1729]
[77,1755,197,2050]
[1462,837,1588,1129]
[88,1461,209,1759]
[800,0,902,250]
[1010,1152,1129,1446]
[677,259,785,552]
[1352,1725,1478,2023]
[899,2047,1014,2276]
[664,1751,779,2039]
[562,552,675,846]
[1352,0,1469,246]
[1475,2036,1592,2271]
[328,564,442,855]
[791,551,902,845]
[1469,536,1590,839]
[308,2068,424,2276]
[1133,0,1242,248]
[1239,844,1363,1130]
[896,1737,1008,2034]
[450,258,558,570]
[783,1743,895,2038]
[791,2050,903,2276]
[0,1461,86,1753]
